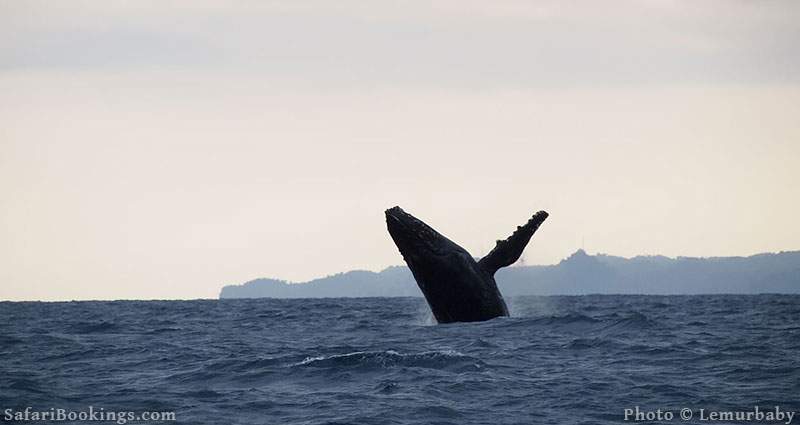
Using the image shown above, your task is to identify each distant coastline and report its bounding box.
[220,250,800,298]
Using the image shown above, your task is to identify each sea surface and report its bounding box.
[1,295,799,424]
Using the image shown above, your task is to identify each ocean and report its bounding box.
[1,295,798,424]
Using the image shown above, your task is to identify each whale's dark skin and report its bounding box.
[385,206,548,323]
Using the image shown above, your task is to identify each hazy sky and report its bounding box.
[2,1,799,301]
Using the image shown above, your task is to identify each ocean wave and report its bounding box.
[563,337,619,350]
[0,334,23,345]
[67,321,123,334]
[598,311,658,333]
[144,326,184,334]
[534,313,601,325]
[291,350,486,372]
[5,378,46,393]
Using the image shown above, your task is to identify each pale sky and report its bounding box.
[1,1,799,301]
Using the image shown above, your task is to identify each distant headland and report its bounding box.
[219,250,800,298]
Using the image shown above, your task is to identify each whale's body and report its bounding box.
[385,207,548,323]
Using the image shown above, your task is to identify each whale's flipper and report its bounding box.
[478,211,549,275]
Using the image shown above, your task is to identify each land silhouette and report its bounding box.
[220,250,800,298]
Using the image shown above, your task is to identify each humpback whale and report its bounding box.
[385,206,548,323]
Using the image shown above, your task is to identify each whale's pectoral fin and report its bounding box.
[478,210,549,275]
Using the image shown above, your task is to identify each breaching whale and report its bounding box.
[385,206,548,323]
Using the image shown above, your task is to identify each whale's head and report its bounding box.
[385,206,463,264]
[385,206,482,281]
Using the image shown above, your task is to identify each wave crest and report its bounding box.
[292,349,485,372]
